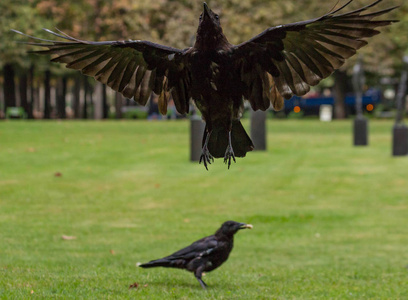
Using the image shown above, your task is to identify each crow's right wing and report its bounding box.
[13,29,192,115]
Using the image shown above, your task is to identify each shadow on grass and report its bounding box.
[139,277,231,290]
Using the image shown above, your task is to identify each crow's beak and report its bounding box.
[239,223,253,230]
[203,3,211,18]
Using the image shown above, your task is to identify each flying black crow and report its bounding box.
[13,1,397,169]
[138,220,253,289]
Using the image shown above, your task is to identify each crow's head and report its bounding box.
[199,3,220,29]
[195,3,228,49]
[216,220,253,237]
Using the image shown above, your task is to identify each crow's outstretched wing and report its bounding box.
[13,29,192,115]
[231,0,398,111]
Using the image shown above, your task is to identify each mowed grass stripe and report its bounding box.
[0,119,407,299]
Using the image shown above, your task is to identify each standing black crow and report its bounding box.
[138,220,253,289]
[13,1,397,169]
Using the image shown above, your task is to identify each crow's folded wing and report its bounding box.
[165,235,219,261]
[13,29,192,115]
[231,0,398,111]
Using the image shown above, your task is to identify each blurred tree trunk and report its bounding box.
[3,64,16,113]
[333,70,347,119]
[43,69,51,119]
[27,65,34,119]
[89,81,94,119]
[115,92,123,119]
[56,76,67,119]
[94,82,104,119]
[73,75,81,118]
[102,85,108,118]
[19,72,28,117]
[83,76,88,119]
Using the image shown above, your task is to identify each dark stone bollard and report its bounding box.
[250,109,267,151]
[352,58,368,147]
[392,124,408,156]
[392,56,408,157]
[190,115,205,161]
[353,116,368,146]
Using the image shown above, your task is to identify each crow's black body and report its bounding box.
[139,221,253,289]
[188,44,253,161]
[13,1,397,169]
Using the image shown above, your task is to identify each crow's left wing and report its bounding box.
[13,29,192,115]
[165,235,219,261]
[231,0,398,111]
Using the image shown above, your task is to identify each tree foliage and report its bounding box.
[0,0,52,68]
[1,0,405,74]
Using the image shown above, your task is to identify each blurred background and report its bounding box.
[0,0,406,120]
[1,1,408,298]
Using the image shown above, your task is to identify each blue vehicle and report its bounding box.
[283,89,382,116]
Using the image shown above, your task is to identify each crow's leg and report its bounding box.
[224,130,236,169]
[199,131,214,170]
[194,268,207,290]
[196,276,207,290]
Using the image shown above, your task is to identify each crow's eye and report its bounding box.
[214,14,219,20]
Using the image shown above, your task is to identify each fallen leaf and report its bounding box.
[129,282,139,289]
[61,235,76,240]
[54,172,62,177]
[30,290,34,294]
[143,284,148,287]
[110,249,115,255]
[27,147,35,153]
[154,183,160,189]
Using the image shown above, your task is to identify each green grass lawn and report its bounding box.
[0,119,407,299]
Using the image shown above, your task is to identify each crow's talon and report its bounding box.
[199,155,209,170]
[224,146,236,169]
[199,146,213,170]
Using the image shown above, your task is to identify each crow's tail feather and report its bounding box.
[204,120,254,158]
[139,257,187,269]
[139,259,172,269]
